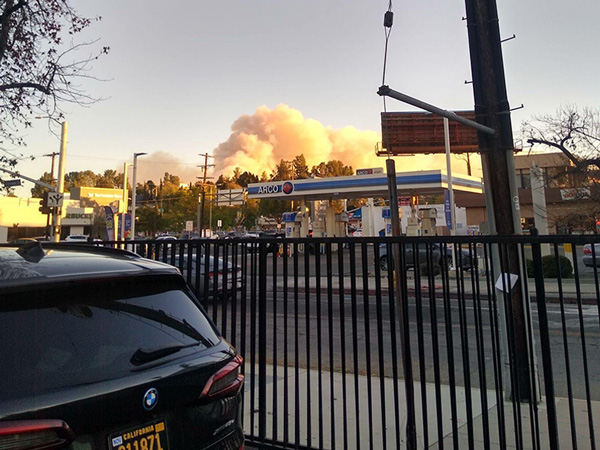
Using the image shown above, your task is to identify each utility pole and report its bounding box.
[197,153,215,237]
[464,0,531,401]
[51,123,67,242]
[131,152,147,240]
[121,163,130,242]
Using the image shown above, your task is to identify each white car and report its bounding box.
[65,234,89,242]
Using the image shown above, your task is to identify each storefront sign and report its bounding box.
[560,188,590,201]
[356,168,384,176]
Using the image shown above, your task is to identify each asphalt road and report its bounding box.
[205,287,600,402]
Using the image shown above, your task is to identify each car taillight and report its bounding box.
[200,355,244,401]
[0,420,75,450]
[583,246,592,254]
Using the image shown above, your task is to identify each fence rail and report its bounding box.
[129,234,600,449]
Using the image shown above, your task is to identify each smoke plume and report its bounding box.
[133,151,201,187]
[212,104,478,178]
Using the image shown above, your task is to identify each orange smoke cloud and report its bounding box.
[133,151,201,187]
[213,104,480,178]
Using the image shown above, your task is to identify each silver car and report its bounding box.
[583,243,600,268]
[168,254,244,299]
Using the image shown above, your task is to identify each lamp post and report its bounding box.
[131,152,147,240]
[121,162,131,243]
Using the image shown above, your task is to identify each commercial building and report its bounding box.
[0,187,126,242]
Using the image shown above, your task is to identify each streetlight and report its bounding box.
[131,152,147,240]
[120,162,132,243]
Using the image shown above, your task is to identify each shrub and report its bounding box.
[526,255,573,279]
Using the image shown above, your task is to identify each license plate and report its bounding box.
[109,420,169,450]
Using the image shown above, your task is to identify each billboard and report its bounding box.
[379,111,480,155]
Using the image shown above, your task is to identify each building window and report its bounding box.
[516,169,531,189]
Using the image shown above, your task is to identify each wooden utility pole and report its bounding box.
[197,153,214,237]
[464,0,532,401]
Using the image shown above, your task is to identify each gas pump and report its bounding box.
[282,211,302,256]
[334,211,349,237]
[282,212,301,238]
[419,208,437,236]
[382,207,402,236]
[406,194,421,236]
[312,219,326,254]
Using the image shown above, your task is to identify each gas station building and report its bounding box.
[247,169,483,238]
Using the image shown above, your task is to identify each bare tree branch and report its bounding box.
[0,81,51,94]
[0,0,108,168]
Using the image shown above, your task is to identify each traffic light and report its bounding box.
[410,194,419,208]
[38,192,53,215]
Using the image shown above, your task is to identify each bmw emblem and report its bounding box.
[143,388,158,410]
[282,181,294,195]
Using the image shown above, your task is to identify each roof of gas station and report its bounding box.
[247,169,483,201]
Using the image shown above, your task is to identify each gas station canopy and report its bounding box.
[246,169,482,202]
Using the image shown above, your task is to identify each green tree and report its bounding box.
[270,159,293,181]
[237,171,258,187]
[292,154,310,179]
[96,170,122,189]
[30,172,54,197]
[64,170,97,190]
[259,198,291,220]
[311,160,353,178]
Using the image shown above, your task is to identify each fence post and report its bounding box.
[385,158,417,449]
[530,228,559,449]
[258,242,268,440]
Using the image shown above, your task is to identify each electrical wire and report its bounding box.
[381,1,394,114]
[381,1,394,157]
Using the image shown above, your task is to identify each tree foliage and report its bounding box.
[311,160,353,178]
[33,168,125,196]
[0,0,108,166]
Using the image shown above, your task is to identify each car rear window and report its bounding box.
[0,276,220,400]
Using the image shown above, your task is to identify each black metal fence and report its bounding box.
[132,234,600,450]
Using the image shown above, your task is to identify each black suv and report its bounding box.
[0,242,244,450]
[377,241,477,272]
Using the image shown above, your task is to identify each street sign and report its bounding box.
[185,220,193,232]
[2,179,21,187]
[47,192,64,208]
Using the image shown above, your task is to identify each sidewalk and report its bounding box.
[243,365,600,449]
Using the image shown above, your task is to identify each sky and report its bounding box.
[8,0,600,196]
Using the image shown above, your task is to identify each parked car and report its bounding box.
[9,237,40,244]
[237,232,280,254]
[64,234,89,242]
[0,242,244,450]
[167,253,244,299]
[156,234,177,241]
[377,241,477,272]
[583,243,600,267]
